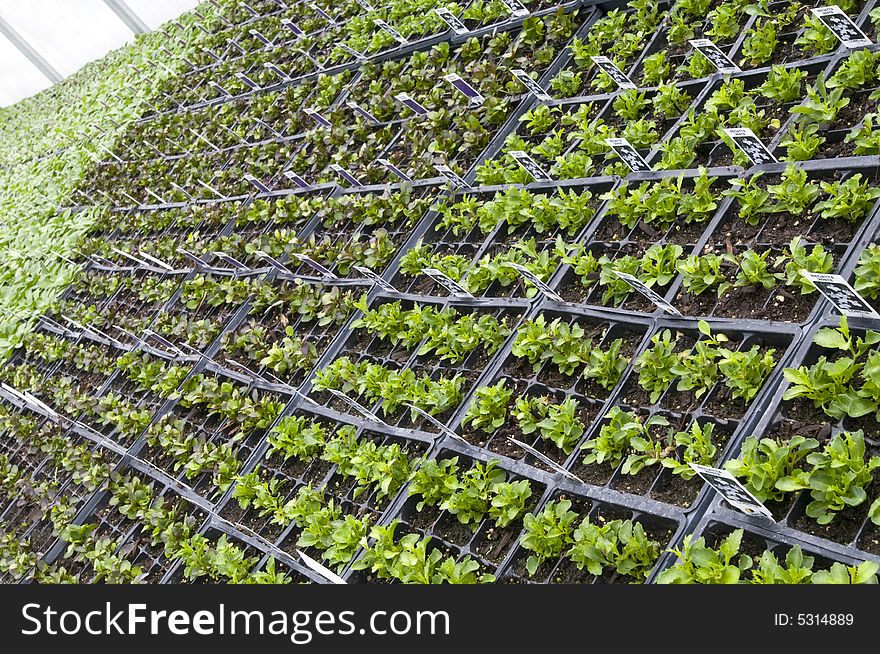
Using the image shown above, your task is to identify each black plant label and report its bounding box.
[283,170,309,188]
[347,100,379,124]
[690,464,775,519]
[689,39,741,74]
[377,158,412,182]
[508,150,553,181]
[434,8,468,34]
[511,69,552,101]
[590,56,636,89]
[812,6,872,48]
[723,127,777,165]
[443,73,485,105]
[802,272,880,319]
[434,164,468,188]
[394,92,428,115]
[605,137,652,172]
[329,164,361,186]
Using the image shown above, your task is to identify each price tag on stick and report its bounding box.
[811,6,872,48]
[690,464,774,519]
[723,128,777,165]
[504,263,564,302]
[589,56,636,90]
[689,39,741,74]
[605,137,652,172]
[423,268,474,298]
[508,150,553,181]
[613,271,682,315]
[434,7,468,34]
[511,69,551,101]
[801,272,880,319]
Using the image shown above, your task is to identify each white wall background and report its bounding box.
[0,0,200,107]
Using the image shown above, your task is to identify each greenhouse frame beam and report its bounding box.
[0,14,62,84]
[102,0,149,35]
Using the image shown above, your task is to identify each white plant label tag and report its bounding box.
[354,0,375,11]
[613,271,682,315]
[263,63,290,81]
[508,150,553,181]
[504,262,564,301]
[508,438,583,483]
[353,265,398,292]
[325,388,386,424]
[297,550,347,584]
[309,3,336,23]
[339,44,366,60]
[723,127,777,165]
[690,464,775,519]
[590,56,636,89]
[434,8,468,34]
[291,253,337,279]
[235,72,260,90]
[499,0,529,17]
[374,18,408,43]
[404,402,467,442]
[605,137,652,172]
[283,171,310,188]
[394,92,428,115]
[811,6,872,48]
[347,100,379,124]
[434,164,468,188]
[801,272,880,319]
[304,108,332,128]
[689,39,742,74]
[511,69,551,101]
[423,268,474,297]
[249,29,273,46]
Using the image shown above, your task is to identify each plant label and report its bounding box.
[212,251,250,270]
[404,402,467,442]
[228,38,247,54]
[208,81,232,97]
[690,463,775,519]
[283,170,310,188]
[423,267,474,297]
[511,69,552,101]
[254,251,294,275]
[589,56,636,90]
[613,270,682,315]
[723,127,777,165]
[197,179,224,198]
[264,62,291,82]
[297,550,347,584]
[249,29,274,46]
[281,18,304,36]
[508,438,583,483]
[243,174,271,193]
[499,0,529,17]
[811,6,872,48]
[138,251,175,272]
[434,8,468,34]
[394,92,428,116]
[240,2,260,16]
[354,0,375,11]
[339,44,366,60]
[443,73,485,105]
[347,100,379,124]
[304,108,332,128]
[689,39,741,74]
[353,265,398,292]
[177,247,208,267]
[291,253,338,279]
[605,137,652,172]
[503,262,564,301]
[374,19,408,44]
[309,3,336,24]
[329,164,362,186]
[377,158,412,181]
[325,388,386,424]
[434,164,468,188]
[801,272,880,319]
[508,150,553,181]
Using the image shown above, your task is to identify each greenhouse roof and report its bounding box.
[0,0,199,107]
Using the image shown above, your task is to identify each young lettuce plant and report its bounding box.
[520,499,579,577]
